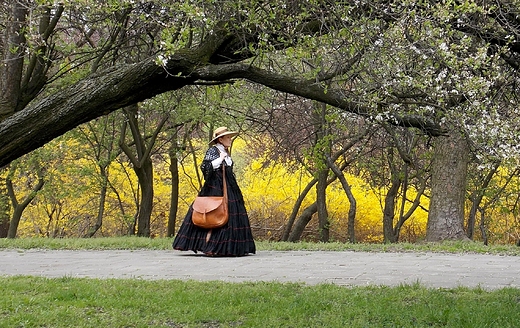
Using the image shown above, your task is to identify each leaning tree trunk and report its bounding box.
[281,178,318,241]
[288,202,318,242]
[0,14,445,169]
[426,130,470,241]
[326,155,357,243]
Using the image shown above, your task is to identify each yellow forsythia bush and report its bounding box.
[14,135,428,242]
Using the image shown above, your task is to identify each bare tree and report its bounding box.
[119,104,168,237]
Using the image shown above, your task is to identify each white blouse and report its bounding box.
[211,143,233,168]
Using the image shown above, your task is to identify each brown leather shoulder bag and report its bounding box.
[191,164,228,229]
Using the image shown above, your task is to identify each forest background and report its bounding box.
[2,1,520,245]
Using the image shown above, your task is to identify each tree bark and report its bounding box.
[426,130,470,241]
[0,1,27,117]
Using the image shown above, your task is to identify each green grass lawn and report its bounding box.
[2,276,519,327]
[1,237,520,327]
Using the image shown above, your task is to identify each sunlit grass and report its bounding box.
[0,236,519,255]
[1,276,520,327]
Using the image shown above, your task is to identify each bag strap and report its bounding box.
[217,147,227,201]
[222,162,227,201]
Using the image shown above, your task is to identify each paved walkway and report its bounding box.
[1,249,519,290]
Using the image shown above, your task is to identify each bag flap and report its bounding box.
[192,196,224,213]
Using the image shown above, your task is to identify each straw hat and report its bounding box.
[209,126,239,144]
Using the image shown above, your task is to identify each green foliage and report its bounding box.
[1,276,519,327]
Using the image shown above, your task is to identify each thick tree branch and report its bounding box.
[0,53,446,168]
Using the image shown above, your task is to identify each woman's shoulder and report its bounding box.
[204,145,220,160]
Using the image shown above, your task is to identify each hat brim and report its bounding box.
[209,131,239,144]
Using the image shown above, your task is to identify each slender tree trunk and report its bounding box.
[84,167,108,238]
[0,2,27,118]
[119,104,168,237]
[0,176,10,238]
[128,213,138,236]
[426,130,470,241]
[325,156,357,243]
[346,191,356,243]
[466,162,500,239]
[314,102,330,242]
[479,208,489,245]
[135,160,153,237]
[119,104,152,237]
[316,169,329,242]
[167,144,179,237]
[7,205,24,239]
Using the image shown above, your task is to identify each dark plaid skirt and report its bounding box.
[172,166,256,256]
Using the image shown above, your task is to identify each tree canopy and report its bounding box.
[0,0,455,168]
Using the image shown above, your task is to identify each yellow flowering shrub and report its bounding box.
[12,134,428,242]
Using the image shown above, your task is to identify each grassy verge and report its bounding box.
[1,236,520,255]
[2,276,520,327]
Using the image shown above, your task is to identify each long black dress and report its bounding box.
[172,144,256,256]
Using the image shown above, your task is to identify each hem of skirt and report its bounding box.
[173,247,255,257]
[203,251,255,257]
[173,247,200,253]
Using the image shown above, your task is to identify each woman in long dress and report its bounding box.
[172,127,256,256]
